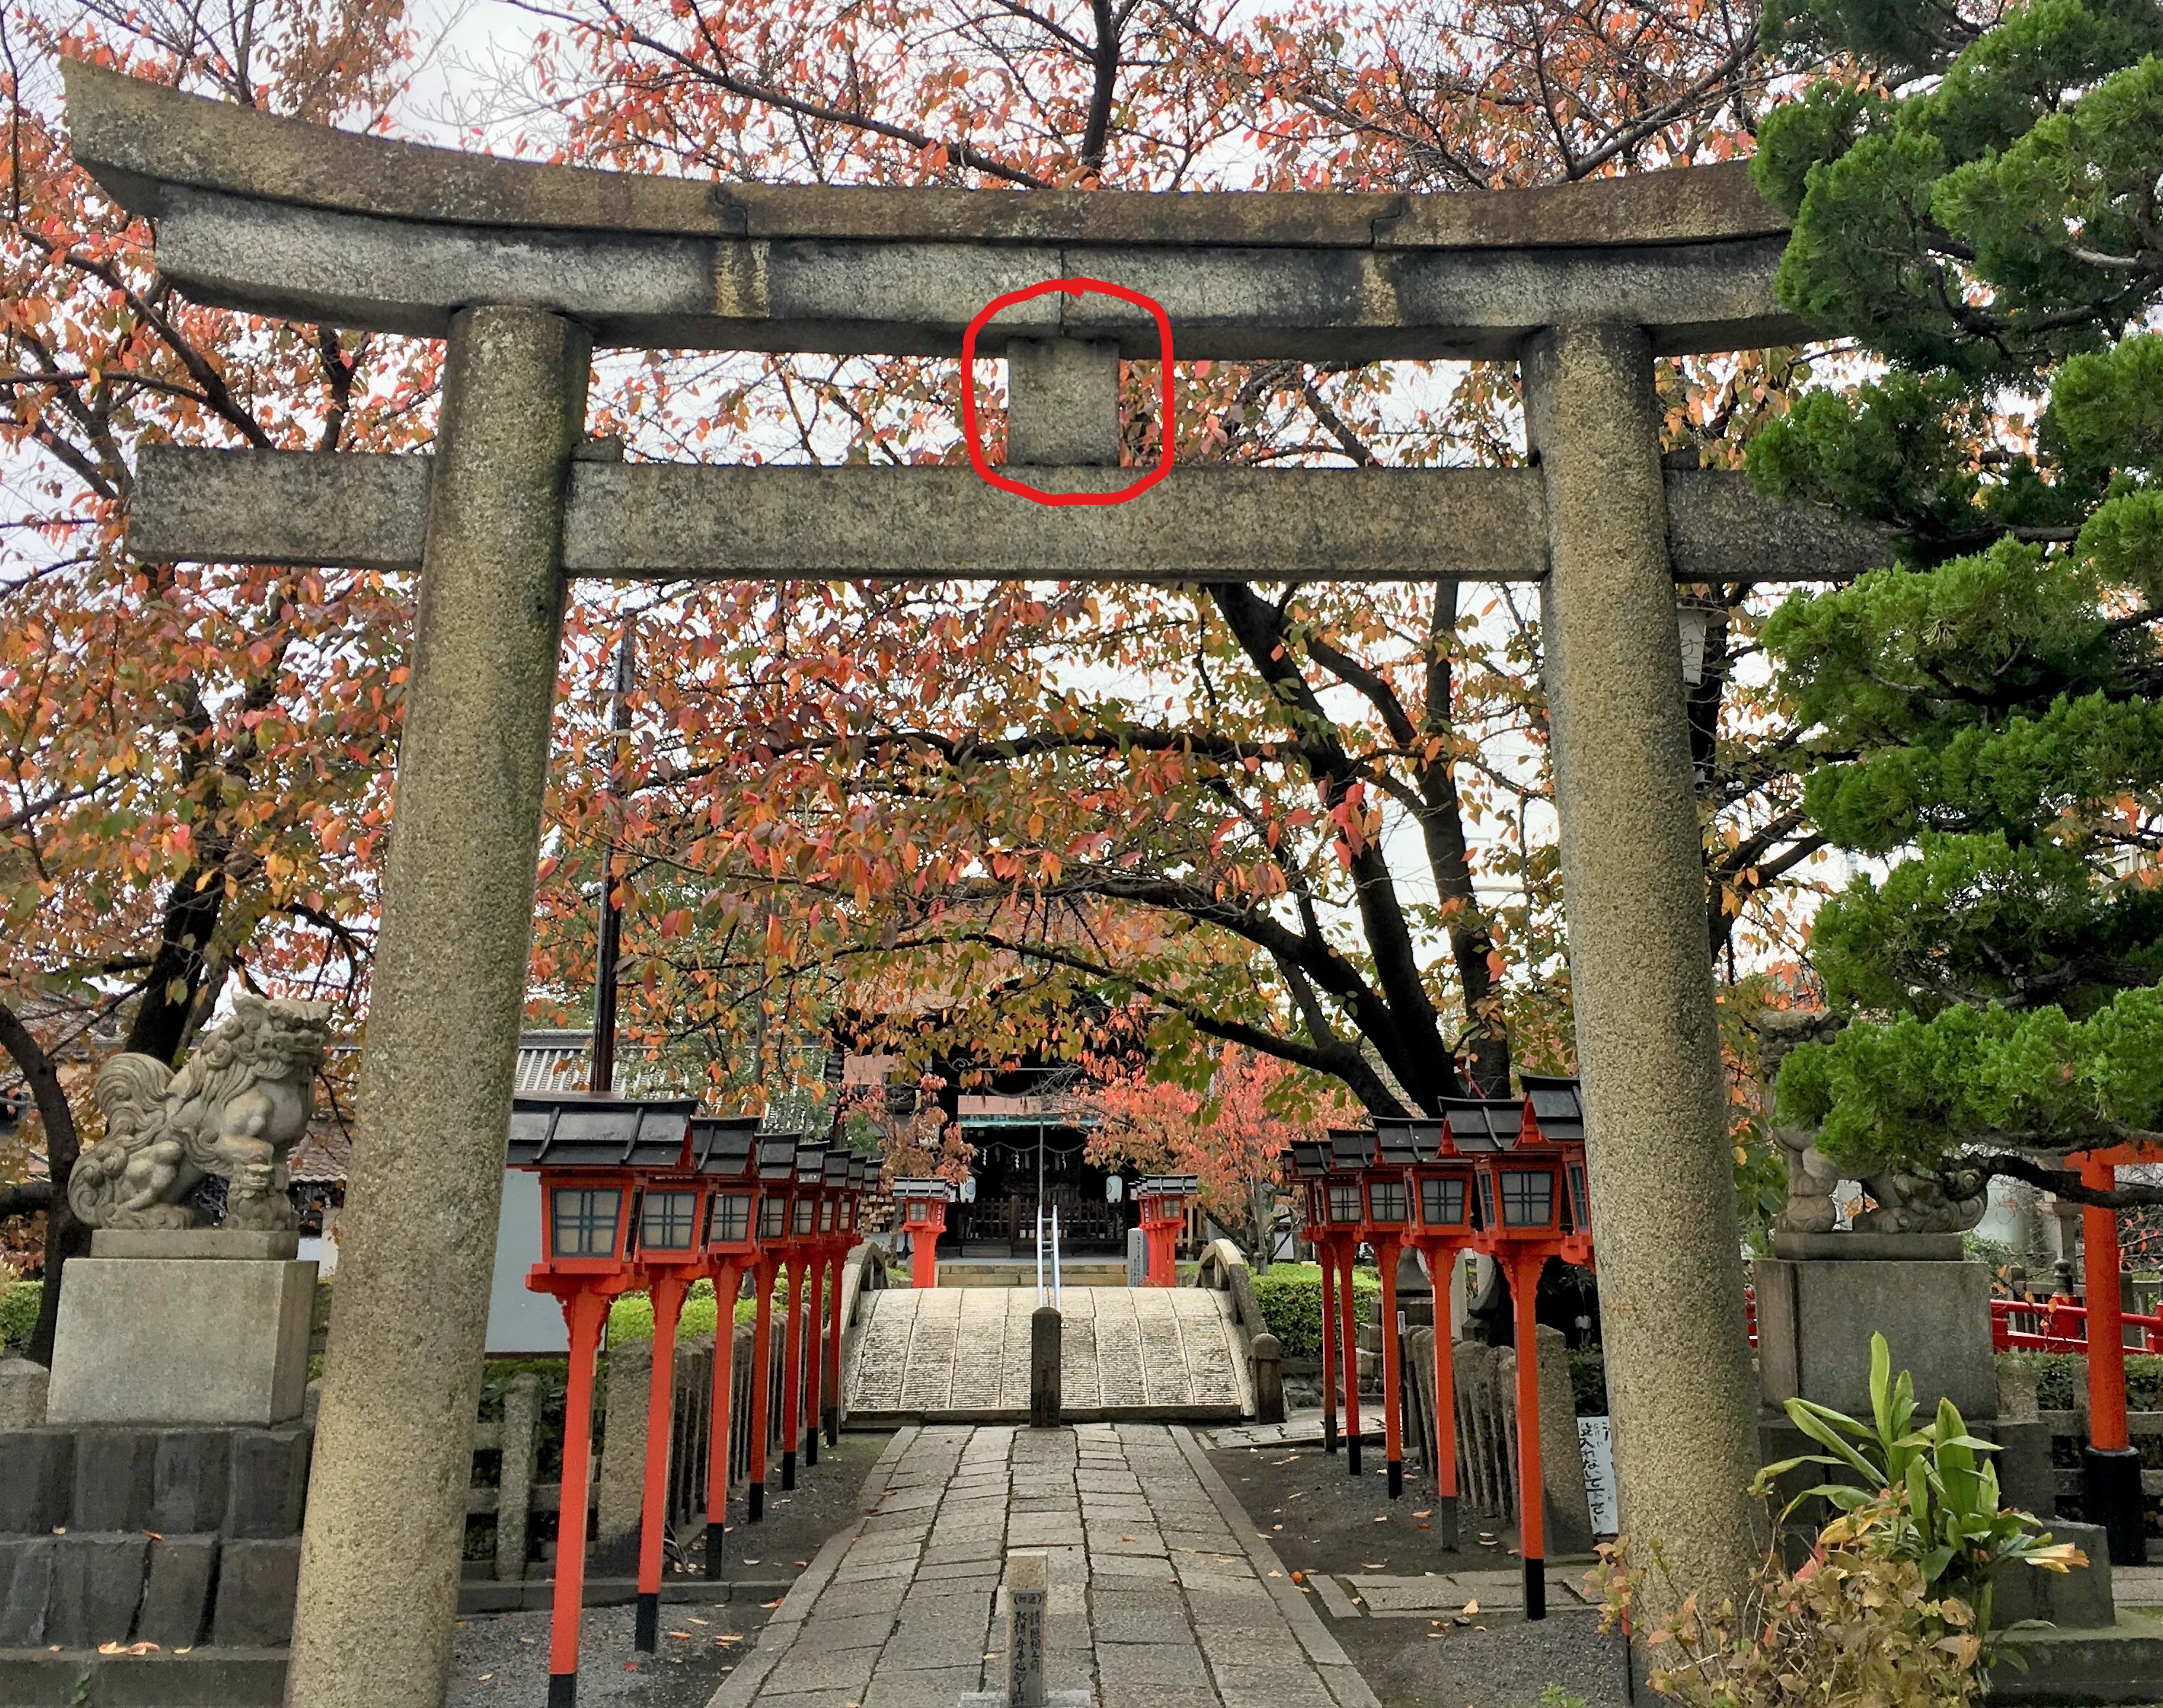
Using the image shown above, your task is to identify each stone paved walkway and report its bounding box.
[712,1423,1379,1708]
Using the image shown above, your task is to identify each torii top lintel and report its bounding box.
[64,61,1806,363]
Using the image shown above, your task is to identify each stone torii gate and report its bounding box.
[65,63,1883,1708]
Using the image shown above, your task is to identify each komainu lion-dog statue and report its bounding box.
[68,995,331,1232]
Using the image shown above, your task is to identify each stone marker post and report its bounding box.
[286,305,590,1708]
[1029,1306,1061,1428]
[1008,1549,1048,1708]
[1525,323,1762,1620]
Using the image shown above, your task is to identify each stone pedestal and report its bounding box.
[47,1232,316,1426]
[1752,1252,1997,1422]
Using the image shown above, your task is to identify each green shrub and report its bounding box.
[1250,1262,1380,1361]
[1997,1350,2163,1412]
[608,1274,780,1342]
[0,1278,40,1356]
[1567,1348,1608,1416]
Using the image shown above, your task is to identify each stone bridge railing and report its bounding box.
[1193,1239,1284,1424]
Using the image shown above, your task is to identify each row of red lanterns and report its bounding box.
[1289,1075,1592,1622]
[506,1094,873,1708]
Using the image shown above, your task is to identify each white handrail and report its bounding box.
[1051,1206,1063,1308]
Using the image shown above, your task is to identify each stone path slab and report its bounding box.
[709,1423,1380,1708]
[847,1290,1251,1422]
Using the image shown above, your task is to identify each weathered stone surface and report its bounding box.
[65,68,1801,360]
[0,1537,55,1645]
[226,1427,309,1538]
[43,1533,151,1648]
[213,1536,302,1647]
[0,1430,73,1532]
[151,1430,232,1534]
[1995,1521,2113,1631]
[135,1534,218,1648]
[74,1429,158,1531]
[1005,338,1121,467]
[66,60,1784,252]
[1532,1325,1596,1558]
[0,1359,48,1428]
[1527,323,1760,1616]
[1754,1257,1997,1422]
[285,306,589,1708]
[46,1257,316,1426]
[92,1227,301,1260]
[131,446,1894,588]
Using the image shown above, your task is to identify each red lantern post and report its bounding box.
[628,1156,715,1651]
[1363,1126,1420,1500]
[689,1116,762,1578]
[1462,1075,1594,1622]
[1136,1174,1198,1287]
[893,1179,953,1289]
[744,1134,799,1522]
[1324,1131,1370,1476]
[779,1139,827,1492]
[1398,1110,1484,1550]
[507,1093,697,1708]
[1288,1142,1340,1457]
[823,1158,865,1446]
[800,1145,849,1470]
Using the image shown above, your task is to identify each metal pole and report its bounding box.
[1051,1206,1062,1308]
[590,621,635,1095]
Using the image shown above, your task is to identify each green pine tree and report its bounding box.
[1750,0,2163,1201]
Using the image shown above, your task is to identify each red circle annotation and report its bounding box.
[959,278,1174,507]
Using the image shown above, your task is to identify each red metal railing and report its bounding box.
[1991,1296,2163,1355]
[1741,1289,2163,1354]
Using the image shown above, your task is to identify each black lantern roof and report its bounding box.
[822,1147,851,1187]
[1328,1127,1377,1171]
[507,1094,698,1169]
[687,1115,762,1176]
[794,1139,829,1184]
[890,1177,953,1201]
[1519,1075,1586,1143]
[1439,1096,1520,1152]
[1138,1174,1199,1195]
[1288,1139,1329,1180]
[756,1134,803,1181]
[1372,1117,1444,1164]
[846,1157,868,1192]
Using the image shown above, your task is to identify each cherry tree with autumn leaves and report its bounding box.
[1083,1044,1343,1268]
[0,0,1854,1357]
[515,0,1834,1128]
[0,0,443,1359]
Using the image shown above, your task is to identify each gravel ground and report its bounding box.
[448,1428,895,1708]
[1208,1437,1487,1577]
[1207,1439,1626,1708]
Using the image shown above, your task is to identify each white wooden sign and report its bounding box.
[1578,1415,1618,1535]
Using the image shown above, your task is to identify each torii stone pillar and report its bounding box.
[1525,323,1763,1609]
[286,306,590,1708]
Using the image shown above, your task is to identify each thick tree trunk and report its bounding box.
[124,864,226,1066]
[0,999,84,1367]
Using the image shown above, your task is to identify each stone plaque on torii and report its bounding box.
[60,60,1883,1708]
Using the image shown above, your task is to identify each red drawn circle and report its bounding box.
[960,277,1174,507]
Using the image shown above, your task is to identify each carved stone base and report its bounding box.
[47,1257,316,1426]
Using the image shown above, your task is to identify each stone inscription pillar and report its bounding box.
[287,305,590,1708]
[1524,323,1760,1613]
